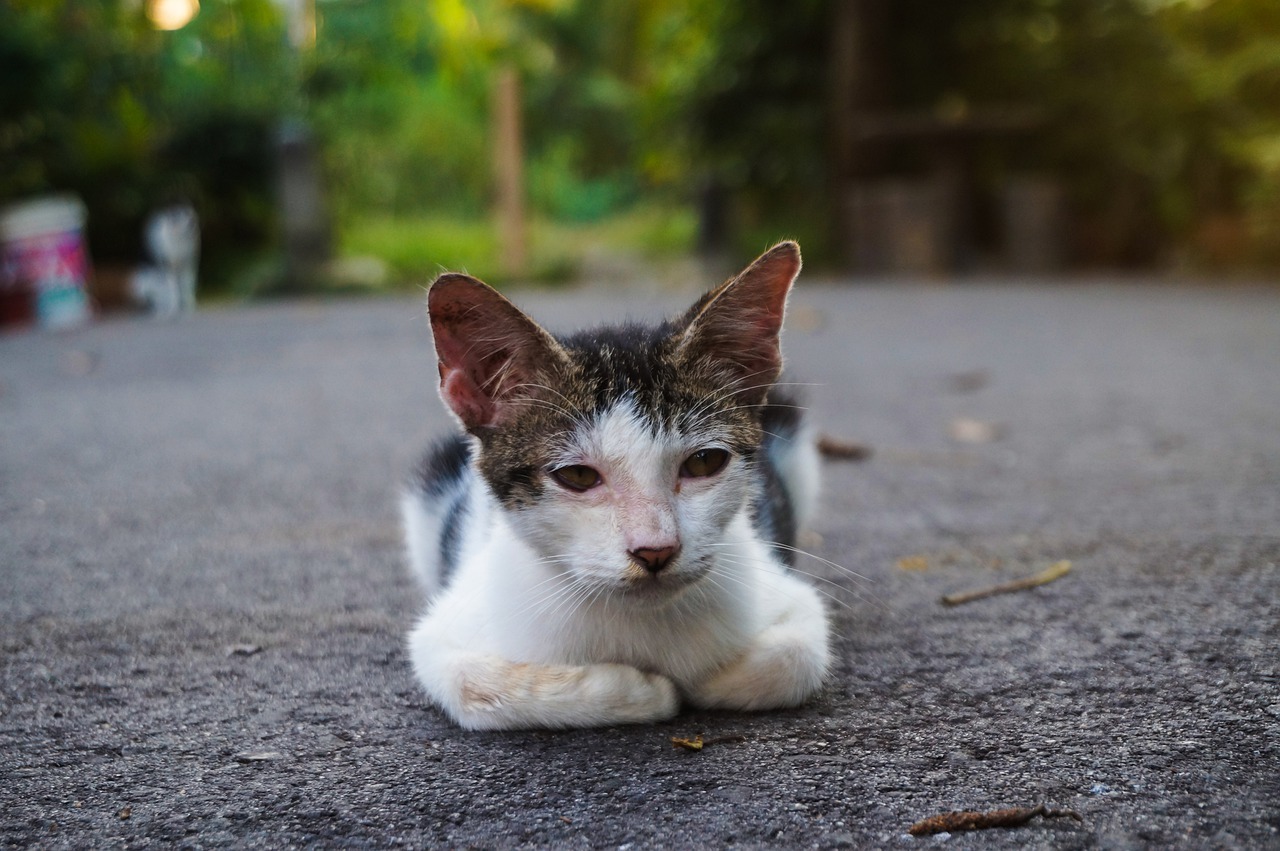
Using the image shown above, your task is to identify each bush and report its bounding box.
[0,0,288,287]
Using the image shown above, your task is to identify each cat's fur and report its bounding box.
[402,241,829,730]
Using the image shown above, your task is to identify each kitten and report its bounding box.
[402,241,829,730]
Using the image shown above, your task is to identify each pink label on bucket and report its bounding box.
[1,230,88,292]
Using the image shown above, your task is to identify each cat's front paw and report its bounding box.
[684,624,829,712]
[605,665,680,724]
[438,657,679,730]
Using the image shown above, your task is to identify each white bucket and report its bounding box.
[0,195,92,330]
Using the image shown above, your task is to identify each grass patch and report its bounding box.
[337,204,697,288]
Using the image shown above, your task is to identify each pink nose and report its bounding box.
[629,546,679,573]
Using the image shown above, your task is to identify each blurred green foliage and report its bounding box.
[308,0,715,275]
[691,0,1280,268]
[927,0,1280,265]
[0,0,289,279]
[2,0,1279,287]
[340,204,696,285]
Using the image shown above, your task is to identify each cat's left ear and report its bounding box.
[676,241,801,404]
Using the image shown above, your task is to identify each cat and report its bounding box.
[402,241,830,730]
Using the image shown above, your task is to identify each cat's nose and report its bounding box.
[629,545,680,574]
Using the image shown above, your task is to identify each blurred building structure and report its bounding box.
[830,0,1064,276]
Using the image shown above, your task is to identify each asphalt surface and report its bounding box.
[2,278,1278,849]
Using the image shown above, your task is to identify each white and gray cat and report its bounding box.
[402,241,830,730]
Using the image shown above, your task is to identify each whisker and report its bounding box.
[513,579,574,621]
[777,565,890,613]
[712,555,862,614]
[722,401,811,412]
[509,566,583,620]
[530,555,577,565]
[505,382,595,430]
[708,540,891,612]
[707,555,860,616]
[691,569,736,606]
[527,583,576,624]
[685,376,820,425]
[681,369,777,425]
[559,581,603,627]
[708,540,875,586]
[504,397,582,424]
[542,573,597,625]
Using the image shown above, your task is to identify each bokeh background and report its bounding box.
[3,0,1280,302]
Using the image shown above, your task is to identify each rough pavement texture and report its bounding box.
[2,281,1278,849]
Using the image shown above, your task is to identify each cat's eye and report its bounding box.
[681,448,729,478]
[549,464,602,492]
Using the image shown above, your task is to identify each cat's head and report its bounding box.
[427,241,801,602]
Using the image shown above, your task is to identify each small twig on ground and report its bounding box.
[670,734,747,751]
[941,560,1072,606]
[908,803,1083,836]
[817,434,873,461]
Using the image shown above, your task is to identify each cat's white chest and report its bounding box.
[478,514,764,685]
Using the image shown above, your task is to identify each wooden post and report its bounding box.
[493,65,527,278]
[278,120,332,291]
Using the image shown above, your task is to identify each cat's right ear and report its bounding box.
[428,273,567,432]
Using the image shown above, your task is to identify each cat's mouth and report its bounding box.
[613,561,710,603]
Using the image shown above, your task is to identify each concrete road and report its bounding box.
[2,279,1278,848]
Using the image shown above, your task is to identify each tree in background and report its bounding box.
[0,0,290,285]
[308,0,715,221]
[930,0,1280,266]
[1162,0,1280,267]
[3,0,1278,284]
[685,0,1280,268]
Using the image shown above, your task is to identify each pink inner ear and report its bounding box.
[439,366,497,430]
[680,242,800,393]
[428,272,566,431]
[732,243,799,337]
